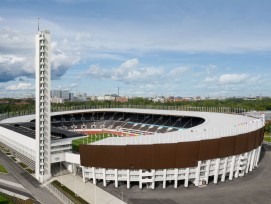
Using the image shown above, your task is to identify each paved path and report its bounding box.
[101,145,271,204]
[0,151,61,204]
[52,174,126,204]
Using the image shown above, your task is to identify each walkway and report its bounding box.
[51,174,126,204]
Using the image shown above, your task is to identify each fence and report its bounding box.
[46,183,74,204]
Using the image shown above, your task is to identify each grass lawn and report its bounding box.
[72,133,117,152]
[51,180,88,204]
[25,168,34,174]
[264,136,271,142]
[18,162,28,168]
[0,164,8,173]
[0,195,10,204]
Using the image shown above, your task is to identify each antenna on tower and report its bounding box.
[117,85,120,96]
[37,18,40,31]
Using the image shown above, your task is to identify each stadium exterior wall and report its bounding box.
[80,127,264,189]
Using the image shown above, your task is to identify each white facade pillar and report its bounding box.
[205,160,211,184]
[163,169,167,189]
[139,170,143,189]
[246,152,252,173]
[235,156,241,178]
[82,166,86,183]
[249,149,256,171]
[221,158,228,182]
[103,169,106,187]
[73,164,76,176]
[151,170,155,189]
[195,161,201,186]
[256,146,262,166]
[184,168,189,187]
[229,156,236,180]
[174,168,178,188]
[114,169,118,187]
[214,159,220,184]
[127,170,130,189]
[92,167,96,185]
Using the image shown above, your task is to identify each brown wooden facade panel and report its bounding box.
[79,127,264,169]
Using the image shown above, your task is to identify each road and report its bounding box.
[0,150,61,204]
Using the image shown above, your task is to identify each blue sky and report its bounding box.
[0,0,271,98]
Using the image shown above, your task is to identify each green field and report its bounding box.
[72,133,117,152]
[0,164,8,173]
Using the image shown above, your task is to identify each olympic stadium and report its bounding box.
[0,108,265,189]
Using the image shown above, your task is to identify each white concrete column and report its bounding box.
[82,166,86,183]
[214,158,220,184]
[103,169,106,187]
[184,168,189,187]
[246,152,252,173]
[221,158,228,182]
[253,147,259,167]
[195,161,201,186]
[256,146,262,166]
[235,156,241,178]
[127,170,130,189]
[151,170,155,189]
[92,167,96,185]
[114,169,118,187]
[163,169,167,189]
[249,149,256,171]
[174,168,178,188]
[73,164,76,176]
[205,160,211,184]
[139,170,143,189]
[229,156,236,180]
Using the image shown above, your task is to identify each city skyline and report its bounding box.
[1,0,271,97]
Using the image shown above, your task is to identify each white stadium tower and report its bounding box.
[35,30,51,183]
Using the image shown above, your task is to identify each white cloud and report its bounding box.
[204,76,217,83]
[6,82,33,90]
[204,64,217,74]
[0,16,4,22]
[218,73,248,84]
[83,58,164,84]
[168,66,189,76]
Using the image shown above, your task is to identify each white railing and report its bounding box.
[46,183,74,204]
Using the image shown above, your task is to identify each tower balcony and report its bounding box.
[40,55,45,59]
[40,61,44,65]
[40,43,45,46]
